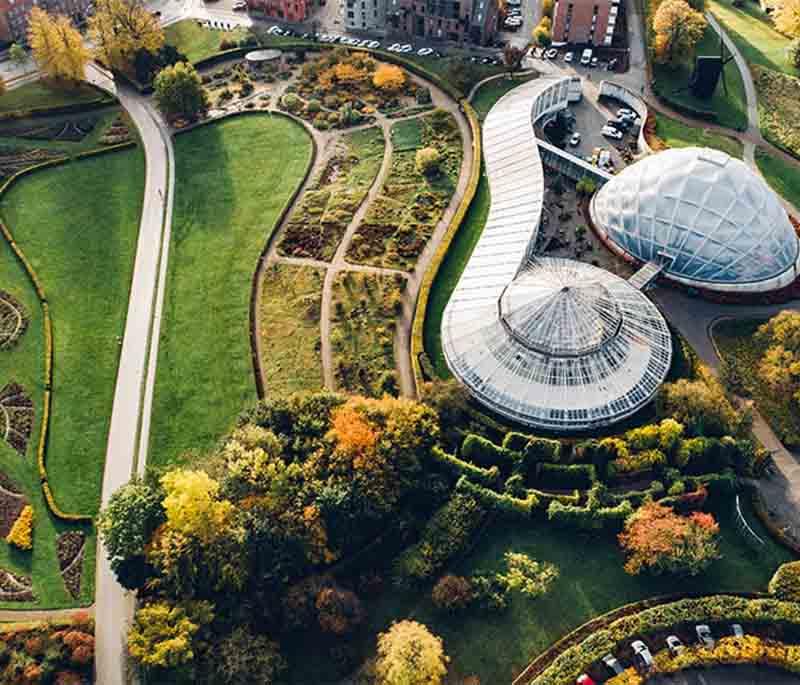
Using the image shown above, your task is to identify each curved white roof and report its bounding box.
[591,147,800,292]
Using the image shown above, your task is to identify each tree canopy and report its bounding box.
[652,0,707,64]
[376,620,449,685]
[774,0,800,37]
[89,0,165,70]
[28,8,90,82]
[153,62,209,120]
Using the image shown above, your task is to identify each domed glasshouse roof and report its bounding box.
[442,258,672,431]
[591,147,800,293]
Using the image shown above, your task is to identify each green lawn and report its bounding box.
[0,147,145,607]
[150,115,312,467]
[652,21,748,131]
[164,19,248,63]
[423,166,490,379]
[0,81,107,115]
[708,0,799,77]
[655,113,744,158]
[391,118,424,151]
[756,148,800,211]
[471,74,539,121]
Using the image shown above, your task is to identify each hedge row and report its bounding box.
[456,476,540,520]
[537,463,596,490]
[0,92,117,122]
[547,498,634,532]
[431,445,501,488]
[527,595,800,685]
[0,146,132,523]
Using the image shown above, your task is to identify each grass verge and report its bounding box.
[164,20,248,63]
[150,114,312,467]
[654,113,744,158]
[258,263,324,396]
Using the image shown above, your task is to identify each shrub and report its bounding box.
[316,586,365,635]
[416,147,442,176]
[430,446,501,488]
[674,437,737,474]
[625,419,684,455]
[769,561,800,602]
[576,177,597,195]
[281,93,302,112]
[502,432,530,453]
[6,504,33,550]
[548,498,633,532]
[536,463,596,489]
[456,476,540,519]
[431,574,474,611]
[607,449,667,478]
[416,86,432,104]
[461,434,514,469]
[306,98,321,114]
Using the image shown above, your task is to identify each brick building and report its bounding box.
[551,0,620,46]
[0,0,92,44]
[245,0,311,23]
[388,0,498,45]
[345,0,388,32]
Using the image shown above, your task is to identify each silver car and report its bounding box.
[696,624,715,649]
[666,635,685,656]
[632,640,654,671]
[602,654,623,675]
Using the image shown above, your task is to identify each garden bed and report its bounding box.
[258,263,325,396]
[0,381,33,456]
[0,471,27,538]
[279,126,385,261]
[753,66,800,159]
[0,289,29,349]
[347,110,463,270]
[56,530,86,599]
[0,567,34,602]
[330,270,405,396]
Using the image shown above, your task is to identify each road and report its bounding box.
[650,665,800,685]
[92,74,175,685]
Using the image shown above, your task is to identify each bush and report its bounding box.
[461,434,514,469]
[547,493,633,532]
[281,93,302,112]
[306,98,321,114]
[576,177,597,195]
[430,446,501,488]
[770,561,800,602]
[624,419,684,455]
[502,432,530,453]
[415,147,442,176]
[536,463,596,489]
[6,504,33,550]
[456,476,540,519]
[431,574,474,611]
[416,86,432,105]
[607,449,667,478]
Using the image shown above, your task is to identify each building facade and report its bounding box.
[551,0,619,46]
[0,0,92,44]
[345,0,388,33]
[388,0,498,46]
[245,0,311,24]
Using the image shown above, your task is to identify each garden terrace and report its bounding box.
[330,270,406,396]
[278,127,386,261]
[258,263,325,395]
[348,110,463,270]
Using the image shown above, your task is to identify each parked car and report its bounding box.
[507,0,522,5]
[617,108,638,120]
[732,624,745,638]
[564,51,574,62]
[576,675,596,685]
[607,57,618,70]
[601,126,623,140]
[546,48,558,59]
[696,625,715,649]
[608,117,631,131]
[232,2,247,10]
[602,654,623,676]
[632,641,654,671]
[590,56,598,67]
[666,635,685,656]
[533,47,544,58]
[569,131,581,146]
[580,48,592,65]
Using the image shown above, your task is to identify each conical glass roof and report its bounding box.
[500,261,622,357]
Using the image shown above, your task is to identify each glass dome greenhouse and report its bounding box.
[591,147,800,293]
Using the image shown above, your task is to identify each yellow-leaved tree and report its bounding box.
[652,0,707,65]
[160,469,233,543]
[128,600,213,669]
[373,64,406,91]
[376,620,449,685]
[774,0,800,37]
[28,8,90,82]
[89,0,164,71]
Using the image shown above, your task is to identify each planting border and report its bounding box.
[0,141,135,523]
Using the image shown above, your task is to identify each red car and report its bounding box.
[576,675,596,685]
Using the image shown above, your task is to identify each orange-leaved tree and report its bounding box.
[652,0,706,64]
[373,64,406,91]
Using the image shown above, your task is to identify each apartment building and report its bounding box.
[0,0,92,44]
[345,0,388,32]
[387,0,498,45]
[245,0,311,23]
[551,0,620,46]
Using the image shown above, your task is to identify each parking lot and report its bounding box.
[651,665,800,685]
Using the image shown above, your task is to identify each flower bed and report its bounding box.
[754,65,800,159]
[0,470,27,538]
[0,567,34,602]
[278,126,385,261]
[0,146,64,181]
[57,531,86,599]
[0,289,29,349]
[347,110,463,270]
[0,381,34,456]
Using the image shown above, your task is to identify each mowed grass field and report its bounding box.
[756,149,800,212]
[0,81,106,114]
[150,115,312,467]
[164,20,248,63]
[655,113,744,158]
[0,147,145,607]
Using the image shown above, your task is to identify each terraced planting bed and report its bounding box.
[258,263,325,395]
[753,66,800,159]
[330,270,405,396]
[347,110,463,270]
[279,126,386,261]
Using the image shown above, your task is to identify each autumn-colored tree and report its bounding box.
[774,0,800,37]
[315,585,365,635]
[128,600,213,669]
[431,575,474,611]
[153,61,209,120]
[373,63,406,91]
[756,310,800,407]
[376,620,449,685]
[542,0,555,17]
[89,0,164,70]
[503,44,525,76]
[160,468,233,542]
[28,8,90,82]
[334,61,368,83]
[416,147,442,176]
[652,0,707,64]
[618,501,721,576]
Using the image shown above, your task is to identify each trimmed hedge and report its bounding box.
[456,476,540,520]
[536,463,596,489]
[0,90,117,122]
[769,561,800,602]
[547,498,633,532]
[430,445,501,487]
[461,433,516,469]
[527,595,800,685]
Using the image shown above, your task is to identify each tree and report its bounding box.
[576,177,598,195]
[756,311,800,407]
[89,0,165,71]
[431,575,474,611]
[9,43,29,71]
[652,0,707,65]
[28,8,90,82]
[128,600,213,670]
[769,560,800,601]
[496,552,559,598]
[420,377,470,430]
[789,38,800,68]
[97,477,164,587]
[160,468,233,542]
[373,64,406,91]
[618,501,721,576]
[153,62,209,121]
[375,620,449,685]
[542,0,555,17]
[212,627,287,685]
[416,147,442,176]
[315,586,365,635]
[502,44,525,77]
[775,0,800,37]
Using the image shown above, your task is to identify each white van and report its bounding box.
[580,48,592,65]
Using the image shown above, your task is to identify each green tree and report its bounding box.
[153,61,209,120]
[496,552,559,598]
[769,561,800,601]
[376,620,449,685]
[212,627,287,685]
[416,147,442,176]
[9,43,29,70]
[97,477,164,589]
